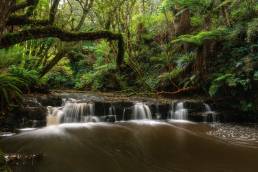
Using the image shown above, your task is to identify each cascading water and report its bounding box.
[131,102,152,120]
[108,105,117,121]
[203,103,217,122]
[155,103,161,120]
[62,102,98,123]
[169,102,188,120]
[47,100,99,124]
[47,94,218,124]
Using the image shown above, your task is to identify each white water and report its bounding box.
[108,105,117,121]
[47,100,99,125]
[46,94,217,125]
[155,103,162,119]
[131,103,152,120]
[170,102,188,120]
[203,103,217,122]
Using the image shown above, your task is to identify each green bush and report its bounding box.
[0,46,23,69]
[75,63,117,90]
[0,73,25,112]
[172,28,228,46]
[8,66,38,86]
[45,59,74,88]
[209,73,250,97]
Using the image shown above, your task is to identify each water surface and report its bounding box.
[1,121,258,172]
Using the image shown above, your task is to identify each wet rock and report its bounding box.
[19,107,47,121]
[184,101,205,113]
[103,115,116,122]
[94,102,110,116]
[22,97,43,107]
[112,102,134,120]
[5,153,43,166]
[149,104,170,120]
[34,95,62,107]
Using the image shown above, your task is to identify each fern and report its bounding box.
[75,63,116,90]
[159,68,183,81]
[0,46,23,69]
[0,73,25,112]
[172,28,228,46]
[209,73,251,96]
[247,18,258,43]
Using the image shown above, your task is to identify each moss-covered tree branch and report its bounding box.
[0,26,124,70]
[7,0,60,27]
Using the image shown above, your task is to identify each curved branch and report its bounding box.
[0,27,122,46]
[8,0,60,27]
[0,26,124,72]
[40,50,68,77]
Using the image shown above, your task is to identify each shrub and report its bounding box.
[44,59,74,88]
[209,73,250,97]
[8,66,38,86]
[0,73,25,112]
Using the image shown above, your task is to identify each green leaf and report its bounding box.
[254,71,258,81]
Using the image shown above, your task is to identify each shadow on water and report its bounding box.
[1,121,258,172]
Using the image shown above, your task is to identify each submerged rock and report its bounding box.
[5,153,43,166]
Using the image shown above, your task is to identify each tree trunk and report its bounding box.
[0,0,14,41]
[173,8,191,36]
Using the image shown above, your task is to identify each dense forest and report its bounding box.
[0,0,258,171]
[0,0,258,114]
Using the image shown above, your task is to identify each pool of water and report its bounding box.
[1,121,258,172]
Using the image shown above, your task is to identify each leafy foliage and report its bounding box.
[9,66,39,86]
[209,74,250,96]
[0,73,25,112]
[172,29,228,46]
[0,46,23,69]
[247,18,258,43]
[75,63,117,90]
[0,0,258,115]
[44,59,74,88]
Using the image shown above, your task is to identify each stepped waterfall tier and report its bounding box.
[46,95,220,124]
[169,102,188,120]
[132,103,152,120]
[48,99,99,124]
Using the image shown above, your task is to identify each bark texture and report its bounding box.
[0,0,15,41]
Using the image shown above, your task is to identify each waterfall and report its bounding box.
[61,102,98,123]
[170,102,188,120]
[47,100,99,124]
[204,103,212,112]
[155,103,161,120]
[108,105,117,121]
[47,107,64,125]
[131,103,152,120]
[203,103,217,122]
